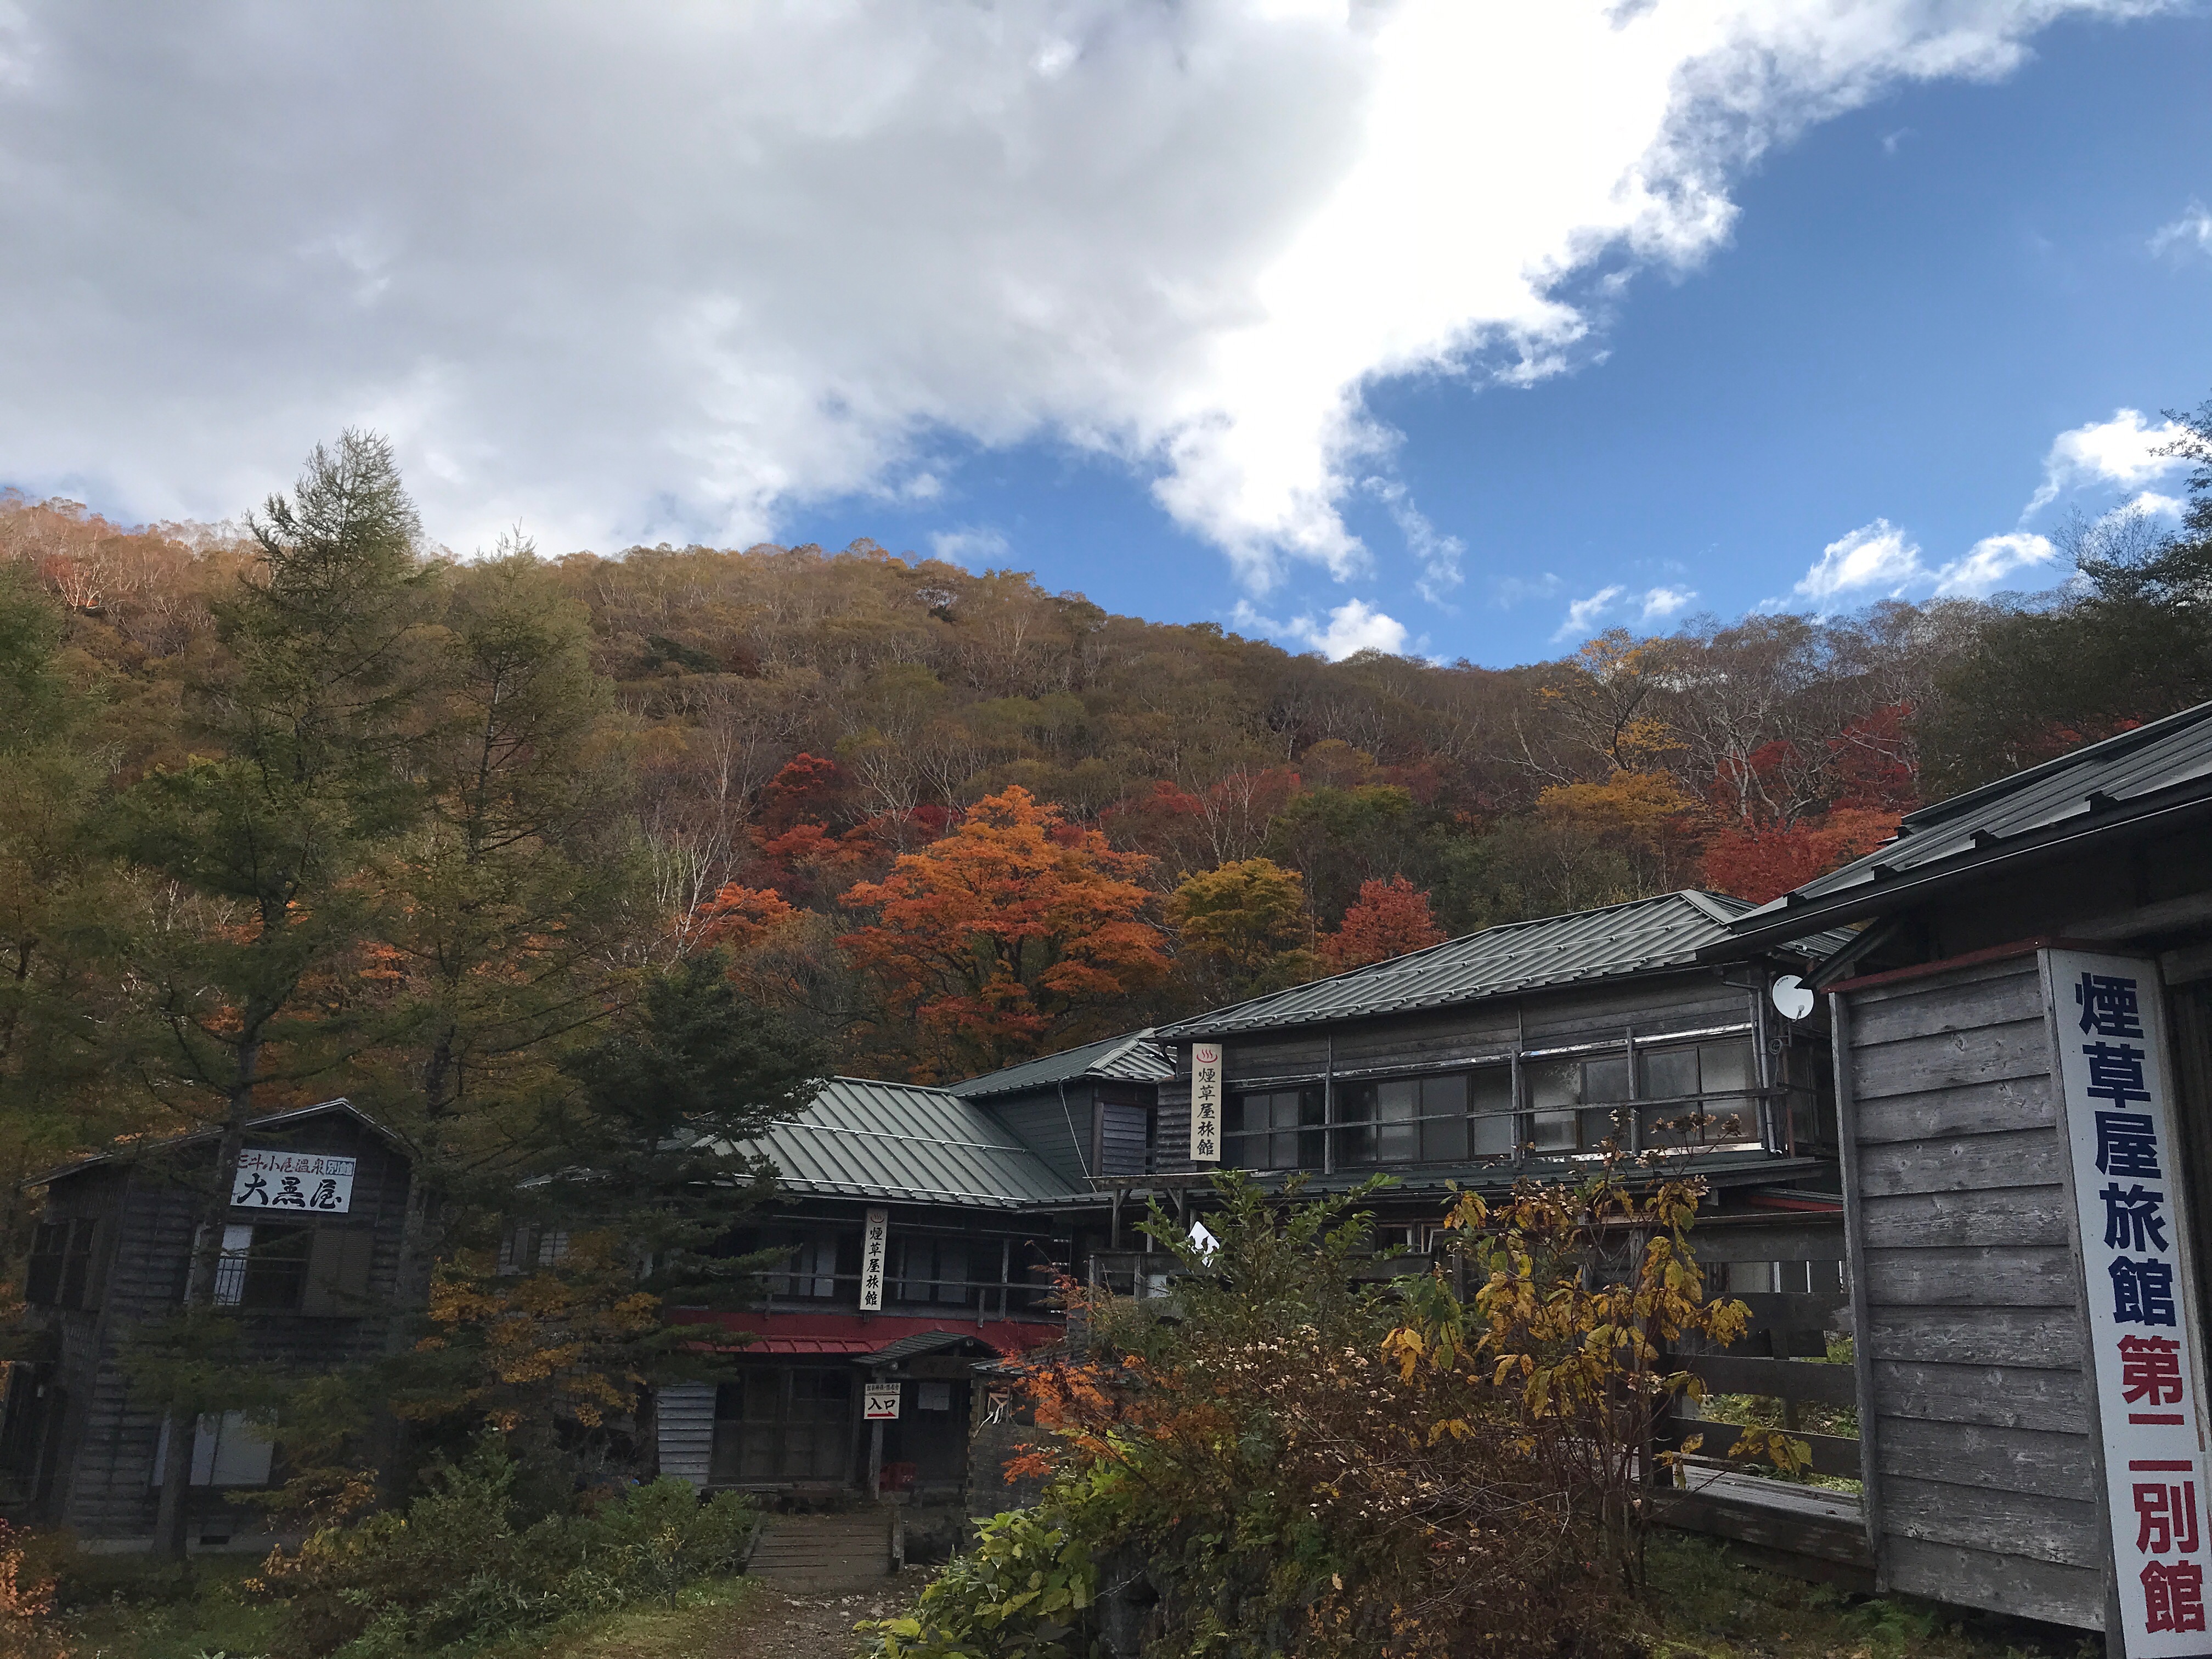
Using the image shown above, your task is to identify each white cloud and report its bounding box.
[1782,518,2059,610]
[2129,490,2186,518]
[1792,520,1925,605]
[1494,572,1563,607]
[2025,408,2187,516]
[1640,584,1696,621]
[1283,597,1410,661]
[928,526,1011,567]
[1553,585,1627,643]
[2151,200,2212,259]
[1366,477,1464,605]
[0,2,2179,582]
[1932,531,2056,595]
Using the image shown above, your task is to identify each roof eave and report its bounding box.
[1718,781,2212,955]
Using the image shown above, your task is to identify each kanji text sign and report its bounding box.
[860,1207,888,1312]
[2048,951,2211,1652]
[863,1384,901,1420]
[1190,1043,1223,1164]
[231,1149,354,1213]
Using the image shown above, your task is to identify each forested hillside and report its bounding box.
[2,403,2208,1179]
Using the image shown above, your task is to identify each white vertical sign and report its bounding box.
[860,1206,888,1312]
[2048,951,2211,1654]
[1190,1043,1223,1164]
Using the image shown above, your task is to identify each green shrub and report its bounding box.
[864,1505,1102,1659]
[262,1437,754,1658]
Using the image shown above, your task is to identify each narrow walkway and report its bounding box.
[747,1510,895,1595]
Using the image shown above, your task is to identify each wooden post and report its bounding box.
[1829,990,1885,1579]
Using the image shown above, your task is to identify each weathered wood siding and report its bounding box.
[43,1115,412,1542]
[1841,954,2102,1630]
[1153,969,1760,1176]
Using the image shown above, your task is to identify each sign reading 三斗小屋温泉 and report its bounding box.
[2048,951,2211,1652]
[1190,1043,1223,1164]
[860,1206,888,1312]
[231,1149,354,1214]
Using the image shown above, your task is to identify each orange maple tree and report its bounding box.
[1319,874,1445,970]
[839,786,1167,1077]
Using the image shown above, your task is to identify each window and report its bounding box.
[496,1227,569,1273]
[1468,1067,1516,1156]
[1333,1074,1470,1165]
[766,1232,842,1300]
[1530,1057,1634,1154]
[150,1411,274,1489]
[894,1237,970,1305]
[1095,1100,1152,1177]
[24,1220,99,1310]
[210,1225,312,1310]
[1637,1039,1757,1148]
[1226,1088,1324,1170]
[711,1369,851,1483]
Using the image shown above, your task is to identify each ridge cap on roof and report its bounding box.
[1900,699,2212,832]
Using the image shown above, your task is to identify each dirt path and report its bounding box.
[709,1567,933,1658]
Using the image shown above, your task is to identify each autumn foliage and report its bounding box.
[1319,874,1444,970]
[840,787,1169,1077]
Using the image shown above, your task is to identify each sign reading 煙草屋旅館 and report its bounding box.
[232,1149,354,1213]
[2045,950,2211,1654]
[860,1207,888,1312]
[1190,1043,1223,1164]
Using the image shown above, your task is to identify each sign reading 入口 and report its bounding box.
[860,1206,888,1312]
[2046,950,2211,1653]
[1190,1043,1223,1164]
[863,1384,901,1420]
[231,1149,354,1213]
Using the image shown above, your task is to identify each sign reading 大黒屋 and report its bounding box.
[232,1149,354,1213]
[2047,951,2211,1652]
[1190,1043,1223,1164]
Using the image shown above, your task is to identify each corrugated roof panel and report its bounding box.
[951,1030,1174,1098]
[1726,701,2212,939]
[1156,891,1852,1039]
[732,1077,1079,1207]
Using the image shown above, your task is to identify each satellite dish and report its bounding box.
[1771,975,1816,1021]
[1189,1220,1220,1261]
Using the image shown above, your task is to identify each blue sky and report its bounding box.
[4,2,2209,669]
[778,8,2212,665]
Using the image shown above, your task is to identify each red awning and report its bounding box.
[729,1337,881,1355]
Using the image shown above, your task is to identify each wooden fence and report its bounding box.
[1653,1211,1874,1585]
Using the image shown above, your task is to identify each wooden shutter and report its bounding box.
[302,1228,374,1315]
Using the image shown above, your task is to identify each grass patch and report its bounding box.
[470,1577,758,1659]
[1638,1532,2097,1659]
[44,1554,283,1659]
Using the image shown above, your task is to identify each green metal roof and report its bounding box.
[1156,891,1853,1041]
[1726,700,2212,949]
[734,1077,1080,1208]
[952,1029,1173,1100]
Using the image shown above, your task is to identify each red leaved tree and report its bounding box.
[1319,875,1446,971]
[839,787,1167,1078]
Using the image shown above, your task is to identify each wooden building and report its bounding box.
[1146,890,1856,1236]
[0,1101,412,1550]
[656,1077,1079,1504]
[951,1031,1172,1188]
[1722,705,2212,1650]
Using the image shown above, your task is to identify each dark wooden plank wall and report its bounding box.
[52,1116,413,1541]
[1155,972,1760,1176]
[1842,956,2103,1630]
